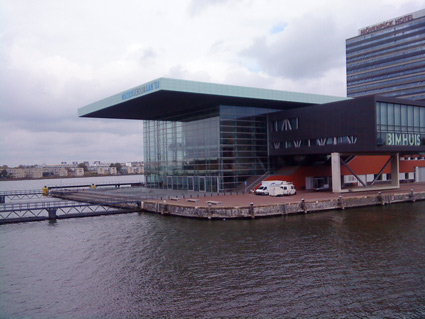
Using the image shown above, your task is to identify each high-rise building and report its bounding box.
[346,9,425,100]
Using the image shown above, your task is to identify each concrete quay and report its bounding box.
[54,183,425,220]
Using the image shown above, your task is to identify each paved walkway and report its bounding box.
[138,182,425,208]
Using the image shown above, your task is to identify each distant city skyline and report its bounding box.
[2,160,144,168]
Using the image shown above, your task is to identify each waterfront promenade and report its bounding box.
[144,182,425,207]
[53,182,425,219]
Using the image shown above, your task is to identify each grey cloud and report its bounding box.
[122,46,158,65]
[5,118,141,135]
[166,65,212,82]
[242,14,346,80]
[187,0,234,16]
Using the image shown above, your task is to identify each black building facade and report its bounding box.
[269,95,425,156]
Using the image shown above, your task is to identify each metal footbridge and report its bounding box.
[0,182,144,224]
[0,198,142,224]
[0,190,45,202]
[0,181,143,203]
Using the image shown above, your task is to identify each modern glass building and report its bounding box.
[143,105,277,191]
[78,78,346,192]
[346,9,425,100]
[79,78,425,193]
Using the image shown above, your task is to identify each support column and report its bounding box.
[47,208,57,221]
[391,153,400,188]
[331,153,342,193]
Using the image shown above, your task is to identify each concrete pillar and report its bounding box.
[338,196,345,210]
[47,208,57,220]
[391,153,400,188]
[208,203,212,220]
[162,200,166,215]
[331,153,342,193]
[301,198,307,213]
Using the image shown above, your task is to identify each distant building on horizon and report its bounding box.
[346,9,425,100]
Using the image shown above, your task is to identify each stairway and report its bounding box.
[232,172,270,193]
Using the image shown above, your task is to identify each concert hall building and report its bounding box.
[79,78,425,193]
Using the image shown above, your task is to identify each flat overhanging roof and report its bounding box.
[78,77,349,121]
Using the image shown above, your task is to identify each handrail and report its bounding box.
[0,198,142,213]
[244,171,270,192]
[0,182,144,195]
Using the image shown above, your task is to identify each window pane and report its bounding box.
[401,105,407,126]
[376,104,380,124]
[388,103,394,125]
[408,106,414,127]
[380,103,387,125]
[414,107,420,127]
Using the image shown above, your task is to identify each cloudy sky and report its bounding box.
[1,0,424,167]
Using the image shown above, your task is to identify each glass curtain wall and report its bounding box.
[376,101,425,145]
[219,105,271,190]
[143,106,220,191]
[144,105,276,192]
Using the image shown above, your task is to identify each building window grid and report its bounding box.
[351,84,425,100]
[348,59,425,81]
[347,29,425,58]
[144,105,274,191]
[347,52,425,75]
[376,102,425,145]
[347,36,425,63]
[348,77,425,95]
[346,16,425,101]
[346,36,425,66]
[348,72,425,91]
[348,65,425,86]
[347,49,425,74]
[346,17,425,105]
[347,44,425,69]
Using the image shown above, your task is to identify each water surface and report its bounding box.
[1,198,424,318]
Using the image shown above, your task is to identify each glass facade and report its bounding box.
[144,105,277,192]
[346,11,425,100]
[376,101,425,146]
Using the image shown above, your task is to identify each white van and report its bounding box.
[255,185,270,195]
[269,183,296,196]
[255,180,284,195]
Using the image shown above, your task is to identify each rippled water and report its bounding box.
[1,199,425,318]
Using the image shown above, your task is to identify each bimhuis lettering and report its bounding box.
[386,133,421,146]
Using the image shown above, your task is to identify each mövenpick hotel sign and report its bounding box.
[359,14,413,35]
[358,9,425,35]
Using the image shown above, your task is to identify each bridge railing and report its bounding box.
[0,199,142,212]
[0,198,143,224]
[0,189,44,196]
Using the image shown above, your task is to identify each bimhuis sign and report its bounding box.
[385,133,421,146]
